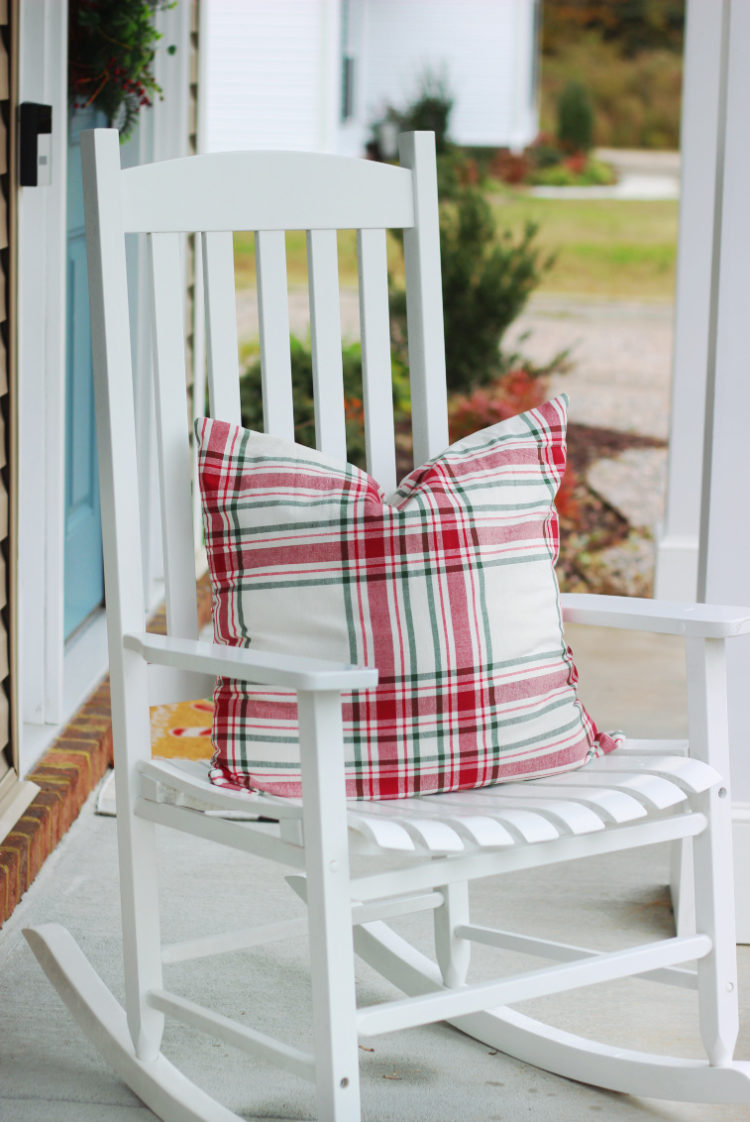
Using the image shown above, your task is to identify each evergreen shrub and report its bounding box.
[557,81,595,152]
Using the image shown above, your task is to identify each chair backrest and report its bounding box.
[81,129,447,705]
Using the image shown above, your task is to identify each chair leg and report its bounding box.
[434,881,471,987]
[670,835,696,935]
[686,637,740,1066]
[111,651,166,1062]
[693,789,739,1065]
[298,691,362,1121]
[118,804,166,1061]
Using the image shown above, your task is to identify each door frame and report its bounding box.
[17,0,111,776]
[15,0,194,778]
[16,0,71,766]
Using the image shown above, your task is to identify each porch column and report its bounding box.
[697,0,750,941]
[654,0,726,601]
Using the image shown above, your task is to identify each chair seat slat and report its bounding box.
[583,754,719,794]
[143,757,690,850]
[347,799,465,852]
[529,771,687,811]
[362,800,562,846]
[347,814,417,852]
[495,782,649,824]
[445,796,607,836]
[356,793,519,847]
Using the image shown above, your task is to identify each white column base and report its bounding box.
[671,804,750,944]
[731,804,750,943]
[654,536,699,602]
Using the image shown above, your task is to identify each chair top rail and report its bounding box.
[119,147,415,234]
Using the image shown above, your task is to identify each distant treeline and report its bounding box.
[542,0,685,57]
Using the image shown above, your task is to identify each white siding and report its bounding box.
[203,0,330,152]
[203,0,538,157]
[361,0,538,150]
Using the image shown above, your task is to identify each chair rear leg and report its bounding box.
[434,881,471,988]
[693,787,739,1065]
[686,637,740,1066]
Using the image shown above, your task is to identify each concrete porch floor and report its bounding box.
[1,624,749,1122]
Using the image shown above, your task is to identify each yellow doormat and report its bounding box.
[149,699,214,759]
[96,699,215,816]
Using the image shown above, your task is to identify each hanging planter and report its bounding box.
[69,0,177,140]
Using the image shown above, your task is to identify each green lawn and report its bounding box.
[234,229,362,289]
[490,195,678,302]
[234,195,679,305]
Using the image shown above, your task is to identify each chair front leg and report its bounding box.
[297,690,361,1122]
[113,649,165,1062]
[685,636,740,1066]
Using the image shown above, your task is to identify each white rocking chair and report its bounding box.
[25,128,750,1121]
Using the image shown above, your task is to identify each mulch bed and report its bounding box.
[399,415,666,593]
[558,423,667,590]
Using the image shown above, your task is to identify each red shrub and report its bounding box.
[448,370,580,521]
[448,369,546,441]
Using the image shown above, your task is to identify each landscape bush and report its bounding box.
[557,80,595,153]
[390,188,554,395]
[526,153,615,187]
[239,337,410,471]
[540,31,682,149]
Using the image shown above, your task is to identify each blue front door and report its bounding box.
[64,106,106,638]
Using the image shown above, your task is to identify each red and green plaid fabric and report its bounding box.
[196,395,620,800]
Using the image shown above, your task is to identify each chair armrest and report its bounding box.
[560,593,750,639]
[123,632,378,692]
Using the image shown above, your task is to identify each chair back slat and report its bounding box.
[357,228,397,493]
[256,230,295,441]
[202,230,241,424]
[149,232,200,640]
[398,132,449,465]
[307,229,347,461]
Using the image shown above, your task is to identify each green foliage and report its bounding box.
[391,189,554,395]
[557,81,594,152]
[542,0,685,58]
[541,29,682,149]
[239,337,411,471]
[69,0,176,139]
[371,70,454,157]
[527,155,615,186]
[398,72,454,154]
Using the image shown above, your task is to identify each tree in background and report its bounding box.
[542,0,685,56]
[557,81,594,153]
[540,0,685,149]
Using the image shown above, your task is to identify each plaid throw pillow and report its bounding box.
[196,395,620,800]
